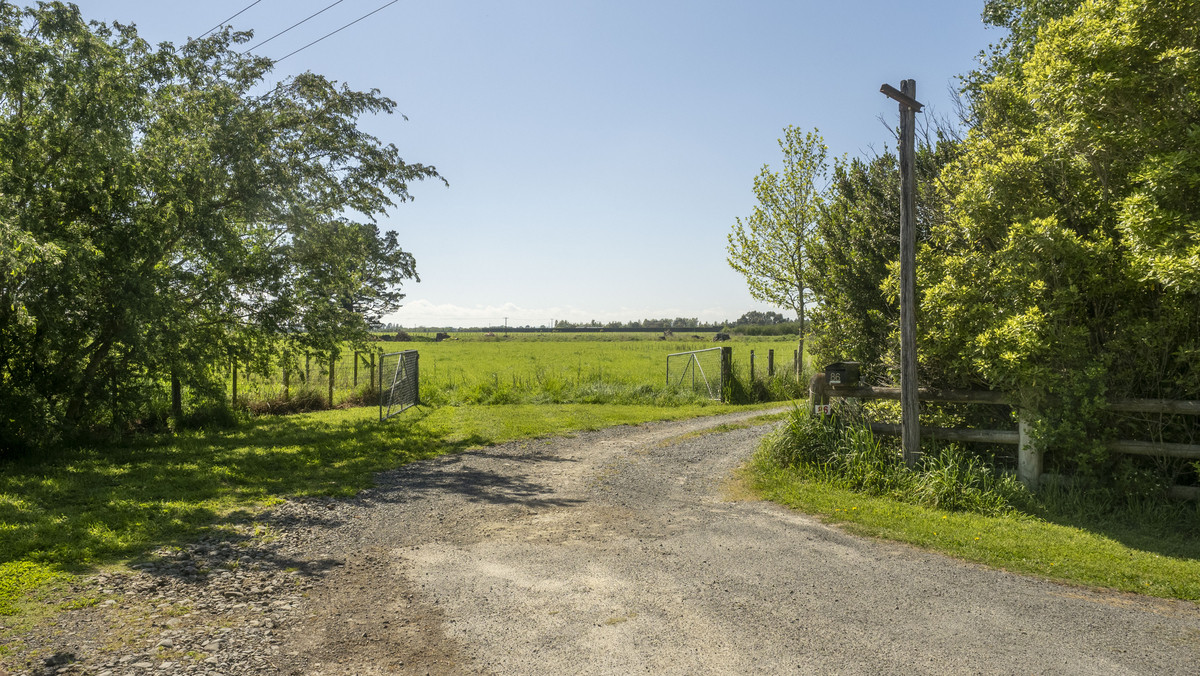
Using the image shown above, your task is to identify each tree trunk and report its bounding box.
[63,336,114,425]
[797,289,806,378]
[171,370,182,423]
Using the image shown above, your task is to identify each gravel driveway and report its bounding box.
[9,409,1200,675]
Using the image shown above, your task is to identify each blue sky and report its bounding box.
[80,1,999,327]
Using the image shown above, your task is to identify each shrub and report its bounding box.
[762,403,1028,517]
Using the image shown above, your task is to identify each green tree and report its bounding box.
[727,126,827,371]
[0,3,443,451]
[808,127,960,384]
[736,310,789,326]
[921,0,1200,475]
[961,0,1086,119]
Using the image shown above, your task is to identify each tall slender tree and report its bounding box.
[727,126,827,373]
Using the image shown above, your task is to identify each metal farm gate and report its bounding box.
[666,347,731,402]
[379,350,419,420]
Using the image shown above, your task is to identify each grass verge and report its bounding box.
[748,407,1200,602]
[0,401,775,618]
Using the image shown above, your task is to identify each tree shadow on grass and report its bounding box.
[1025,492,1200,564]
[0,408,488,573]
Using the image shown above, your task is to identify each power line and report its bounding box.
[243,0,348,53]
[274,0,401,63]
[198,0,266,39]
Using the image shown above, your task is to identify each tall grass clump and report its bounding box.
[760,403,1028,517]
[726,370,807,405]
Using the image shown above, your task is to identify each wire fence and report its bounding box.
[228,349,383,411]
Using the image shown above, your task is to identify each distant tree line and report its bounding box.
[380,312,799,333]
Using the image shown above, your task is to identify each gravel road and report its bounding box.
[8,409,1200,675]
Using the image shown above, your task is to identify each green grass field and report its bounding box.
[225,332,807,409]
[412,333,804,405]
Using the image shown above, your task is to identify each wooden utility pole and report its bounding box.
[881,79,924,466]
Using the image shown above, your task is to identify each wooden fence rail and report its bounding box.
[809,373,1200,499]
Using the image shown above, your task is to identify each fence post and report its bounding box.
[283,367,290,401]
[794,350,799,376]
[328,351,336,408]
[808,372,829,417]
[305,353,310,383]
[768,349,775,377]
[1018,412,1042,489]
[354,351,359,387]
[750,350,756,381]
[720,346,733,402]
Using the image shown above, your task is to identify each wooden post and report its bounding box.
[794,350,799,377]
[1018,413,1042,489]
[283,367,290,400]
[893,78,923,466]
[305,353,310,383]
[809,372,829,417]
[328,352,336,408]
[353,351,359,387]
[750,350,756,381]
[768,349,775,377]
[720,346,733,402]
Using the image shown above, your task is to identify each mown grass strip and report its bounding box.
[748,459,1200,602]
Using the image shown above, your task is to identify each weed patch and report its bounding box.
[0,561,63,615]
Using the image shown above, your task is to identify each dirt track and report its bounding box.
[270,411,1200,675]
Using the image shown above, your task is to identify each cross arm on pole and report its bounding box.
[879,83,924,112]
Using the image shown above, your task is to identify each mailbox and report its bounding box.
[824,362,860,388]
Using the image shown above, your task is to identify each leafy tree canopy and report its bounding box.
[808,126,960,383]
[0,2,443,451]
[727,126,827,368]
[921,0,1200,468]
[735,310,791,326]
